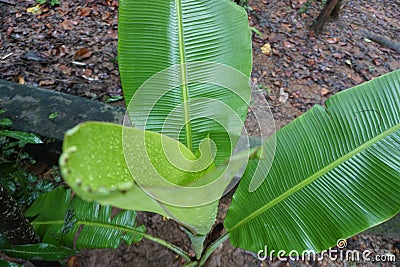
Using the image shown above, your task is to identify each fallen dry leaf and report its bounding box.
[37,6,49,16]
[68,256,77,267]
[59,64,72,75]
[326,37,339,44]
[306,58,315,66]
[106,0,118,7]
[105,30,118,39]
[39,80,55,86]
[83,68,93,76]
[321,88,330,96]
[17,76,25,85]
[79,7,92,17]
[291,0,307,8]
[59,45,69,57]
[332,53,344,59]
[102,12,111,21]
[373,59,382,66]
[283,41,295,48]
[350,73,364,84]
[26,4,43,15]
[62,20,74,31]
[6,27,14,36]
[261,43,271,55]
[281,23,292,32]
[74,48,92,60]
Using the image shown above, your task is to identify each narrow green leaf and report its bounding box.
[104,95,123,103]
[0,260,23,267]
[48,112,59,119]
[0,233,11,249]
[1,243,74,261]
[0,118,12,127]
[182,228,206,260]
[0,130,42,144]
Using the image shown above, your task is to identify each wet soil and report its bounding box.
[0,0,399,266]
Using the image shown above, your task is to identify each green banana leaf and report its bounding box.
[60,0,253,255]
[225,70,400,254]
[61,121,263,233]
[0,243,74,261]
[1,232,73,261]
[0,130,43,144]
[0,260,23,267]
[25,187,145,250]
[60,0,252,240]
[118,0,252,165]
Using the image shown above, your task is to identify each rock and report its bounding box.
[0,79,125,143]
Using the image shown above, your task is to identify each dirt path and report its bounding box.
[0,0,399,266]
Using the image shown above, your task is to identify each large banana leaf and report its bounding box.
[25,187,145,249]
[0,233,74,261]
[225,70,400,253]
[118,0,252,165]
[0,243,74,261]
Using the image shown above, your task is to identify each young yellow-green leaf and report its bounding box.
[60,122,218,235]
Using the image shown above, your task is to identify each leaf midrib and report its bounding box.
[227,123,400,232]
[1,248,72,256]
[32,220,144,236]
[176,0,192,151]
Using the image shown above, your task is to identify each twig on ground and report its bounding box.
[363,30,400,54]
[0,0,16,5]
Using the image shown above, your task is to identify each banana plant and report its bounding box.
[18,0,400,266]
[225,69,400,253]
[60,0,253,259]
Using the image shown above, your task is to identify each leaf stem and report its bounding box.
[176,0,193,151]
[198,232,229,266]
[141,232,193,263]
[32,219,193,263]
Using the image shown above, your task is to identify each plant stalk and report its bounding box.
[198,232,229,267]
[142,232,193,263]
[176,0,193,151]
[32,217,193,263]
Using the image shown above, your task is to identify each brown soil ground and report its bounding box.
[0,0,399,266]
